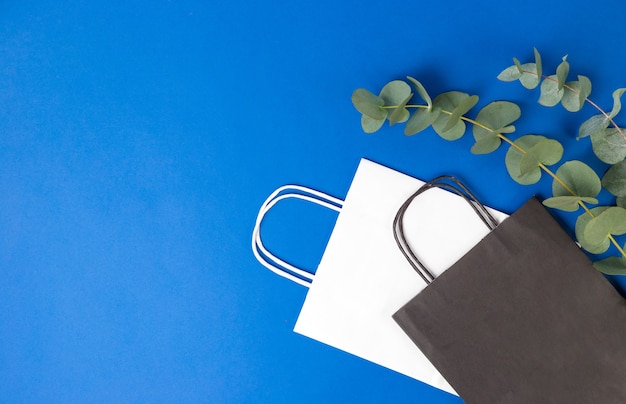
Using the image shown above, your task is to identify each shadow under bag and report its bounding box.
[392,178,626,404]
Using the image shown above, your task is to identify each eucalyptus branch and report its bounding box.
[352,74,626,274]
[498,48,626,166]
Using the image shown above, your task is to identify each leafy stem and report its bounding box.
[353,72,626,274]
[522,70,626,141]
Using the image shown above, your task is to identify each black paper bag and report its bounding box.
[393,179,626,403]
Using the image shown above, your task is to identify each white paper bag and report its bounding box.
[252,158,508,395]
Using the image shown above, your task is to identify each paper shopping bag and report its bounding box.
[252,159,508,395]
[393,180,626,403]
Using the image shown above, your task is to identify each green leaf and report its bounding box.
[441,95,479,133]
[617,196,626,209]
[590,128,626,164]
[543,196,598,212]
[576,207,611,253]
[472,101,521,155]
[388,93,412,125]
[538,75,564,106]
[533,48,542,83]
[504,135,562,185]
[513,57,524,74]
[352,88,386,120]
[471,135,501,154]
[432,91,473,140]
[556,55,569,90]
[609,88,626,119]
[407,76,432,109]
[593,256,626,275]
[404,107,440,136]
[602,160,626,197]
[584,207,626,253]
[520,138,563,173]
[552,160,602,198]
[474,101,521,133]
[578,114,609,139]
[561,76,591,112]
[361,114,385,133]
[497,65,522,82]
[379,80,412,106]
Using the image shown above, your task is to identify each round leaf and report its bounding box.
[519,137,563,174]
[379,80,412,106]
[575,207,611,253]
[552,160,601,198]
[593,256,626,275]
[590,128,626,164]
[504,135,548,185]
[473,101,521,136]
[543,196,598,212]
[561,78,590,112]
[352,88,386,120]
[441,95,478,133]
[388,93,412,125]
[578,114,609,139]
[617,196,626,209]
[538,75,564,107]
[432,91,472,140]
[584,207,626,252]
[602,160,626,197]
[497,65,522,82]
[471,135,501,155]
[361,114,385,133]
[404,107,440,136]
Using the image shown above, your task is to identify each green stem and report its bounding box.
[386,102,626,258]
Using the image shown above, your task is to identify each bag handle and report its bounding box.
[252,185,343,287]
[393,176,499,285]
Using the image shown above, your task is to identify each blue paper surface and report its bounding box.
[2,1,626,402]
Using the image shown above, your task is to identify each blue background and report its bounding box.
[2,1,626,402]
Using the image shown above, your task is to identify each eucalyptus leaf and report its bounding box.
[578,114,609,139]
[472,101,520,154]
[474,101,521,133]
[533,48,542,83]
[352,88,386,120]
[575,207,611,253]
[584,207,626,252]
[519,137,563,174]
[388,93,412,125]
[441,95,479,133]
[593,256,626,275]
[471,134,501,155]
[602,160,626,197]
[404,107,440,136]
[590,128,626,164]
[538,75,564,107]
[497,65,522,82]
[407,76,432,109]
[505,135,562,184]
[552,160,601,198]
[618,196,626,209]
[379,80,412,106]
[434,119,466,141]
[519,63,541,90]
[609,88,626,119]
[432,91,473,140]
[543,195,598,212]
[361,114,385,133]
[561,77,591,112]
[556,55,569,90]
